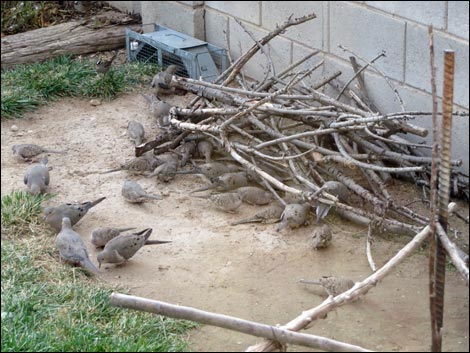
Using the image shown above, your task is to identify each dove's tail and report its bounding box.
[118,227,137,233]
[90,197,106,208]
[144,193,163,201]
[230,216,260,226]
[299,279,321,285]
[145,240,172,245]
[43,148,68,154]
[189,183,218,193]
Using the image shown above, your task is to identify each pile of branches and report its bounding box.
[139,13,469,236]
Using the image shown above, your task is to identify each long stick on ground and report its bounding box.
[246,225,431,352]
[109,293,372,352]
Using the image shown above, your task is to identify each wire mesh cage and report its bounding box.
[126,24,228,82]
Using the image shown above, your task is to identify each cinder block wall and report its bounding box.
[107,1,469,172]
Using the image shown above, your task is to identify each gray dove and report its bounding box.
[91,226,137,248]
[299,276,355,297]
[190,172,248,193]
[235,186,275,205]
[311,223,332,249]
[192,192,242,213]
[174,162,240,180]
[147,152,179,182]
[141,93,173,127]
[101,153,159,174]
[174,141,196,167]
[97,228,171,267]
[12,143,66,161]
[276,203,310,232]
[151,64,177,96]
[197,140,213,163]
[231,204,284,225]
[121,180,162,203]
[313,181,348,222]
[55,217,99,274]
[44,197,106,231]
[24,156,50,194]
[127,120,145,146]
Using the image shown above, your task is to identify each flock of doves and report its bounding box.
[12,61,357,297]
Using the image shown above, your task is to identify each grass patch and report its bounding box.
[1,191,196,352]
[1,55,157,119]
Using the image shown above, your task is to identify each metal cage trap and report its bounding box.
[126,24,228,82]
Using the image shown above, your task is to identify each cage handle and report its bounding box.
[165,33,187,41]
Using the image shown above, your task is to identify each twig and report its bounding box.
[337,51,386,100]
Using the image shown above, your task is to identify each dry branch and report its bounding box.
[110,293,372,352]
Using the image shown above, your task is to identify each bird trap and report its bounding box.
[126,24,228,82]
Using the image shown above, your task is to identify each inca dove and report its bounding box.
[102,153,158,174]
[313,181,348,222]
[97,228,171,267]
[190,172,248,193]
[299,276,355,297]
[276,203,311,232]
[91,226,137,248]
[44,197,106,231]
[311,223,332,249]
[127,120,145,146]
[55,217,99,274]
[147,152,179,182]
[121,180,162,203]
[197,140,213,163]
[151,64,177,97]
[231,204,285,225]
[192,192,242,213]
[175,162,240,180]
[235,186,275,205]
[12,143,66,161]
[175,141,196,167]
[96,51,117,74]
[24,156,50,195]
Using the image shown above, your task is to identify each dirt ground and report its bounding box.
[1,93,468,352]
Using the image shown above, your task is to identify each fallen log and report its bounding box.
[1,11,140,69]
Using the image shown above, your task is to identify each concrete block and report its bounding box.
[261,2,323,49]
[205,9,229,48]
[406,23,469,107]
[178,1,204,8]
[330,2,406,82]
[205,1,260,25]
[448,1,469,40]
[141,1,204,40]
[107,1,140,14]
[229,19,292,82]
[365,1,446,29]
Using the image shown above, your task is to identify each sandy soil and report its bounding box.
[1,93,468,352]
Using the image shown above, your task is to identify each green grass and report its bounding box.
[1,55,157,119]
[1,190,53,234]
[1,191,196,352]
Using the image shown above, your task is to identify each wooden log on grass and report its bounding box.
[1,11,140,69]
